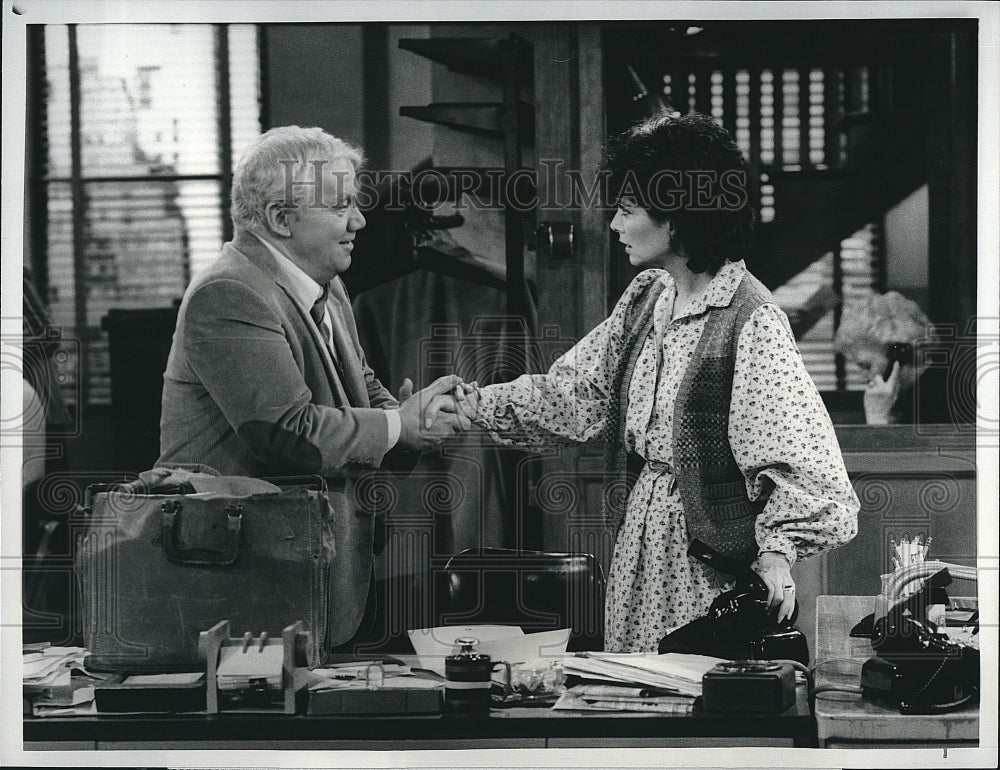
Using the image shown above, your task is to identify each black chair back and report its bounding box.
[435,547,605,651]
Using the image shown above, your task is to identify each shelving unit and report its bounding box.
[398,37,534,83]
[398,102,534,138]
[398,33,535,329]
[398,33,540,549]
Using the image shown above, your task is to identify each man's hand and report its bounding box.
[863,360,900,425]
[754,551,796,624]
[396,375,473,452]
[454,381,480,422]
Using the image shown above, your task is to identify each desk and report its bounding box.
[814,595,979,749]
[24,685,815,751]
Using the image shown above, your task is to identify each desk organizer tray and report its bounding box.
[306,687,442,715]
[95,673,206,713]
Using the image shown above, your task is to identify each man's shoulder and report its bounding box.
[177,242,288,329]
[188,242,274,296]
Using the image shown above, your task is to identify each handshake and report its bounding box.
[395,374,481,452]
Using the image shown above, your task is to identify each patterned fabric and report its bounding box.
[605,275,667,537]
[671,271,772,564]
[22,270,73,428]
[475,260,859,652]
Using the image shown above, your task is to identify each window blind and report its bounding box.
[663,64,883,391]
[42,23,261,407]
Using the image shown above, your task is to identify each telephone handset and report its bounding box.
[658,540,808,664]
[882,341,913,380]
[685,538,799,624]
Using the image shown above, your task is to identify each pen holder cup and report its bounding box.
[873,572,895,622]
[444,652,509,711]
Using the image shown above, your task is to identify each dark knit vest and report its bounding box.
[604,270,773,564]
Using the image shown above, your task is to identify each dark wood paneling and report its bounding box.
[263,24,365,145]
[362,24,391,171]
[926,29,977,330]
[822,426,977,597]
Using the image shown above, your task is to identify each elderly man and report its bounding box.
[158,125,468,647]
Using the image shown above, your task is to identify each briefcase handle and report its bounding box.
[82,474,326,509]
[260,475,328,493]
[159,500,242,566]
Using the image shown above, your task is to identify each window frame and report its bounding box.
[30,22,263,409]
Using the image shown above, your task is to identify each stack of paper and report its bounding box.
[23,646,100,716]
[562,652,726,697]
[23,647,88,706]
[307,662,443,692]
[216,644,283,691]
[553,683,695,714]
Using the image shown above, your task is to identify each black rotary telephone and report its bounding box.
[861,568,979,714]
[658,540,809,665]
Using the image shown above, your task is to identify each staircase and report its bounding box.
[606,20,965,393]
[610,20,942,300]
[753,105,928,292]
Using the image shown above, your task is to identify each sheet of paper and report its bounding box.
[123,673,204,685]
[216,644,283,691]
[406,625,524,657]
[407,626,569,677]
[477,628,571,665]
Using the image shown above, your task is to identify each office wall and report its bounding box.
[264,23,438,175]
[387,25,434,172]
[263,24,366,145]
[885,185,930,310]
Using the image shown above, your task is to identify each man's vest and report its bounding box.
[605,270,773,563]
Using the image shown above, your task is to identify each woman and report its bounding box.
[834,291,954,425]
[461,113,859,652]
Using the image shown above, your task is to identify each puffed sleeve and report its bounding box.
[729,303,859,565]
[475,270,665,450]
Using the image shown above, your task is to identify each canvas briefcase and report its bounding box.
[77,474,334,672]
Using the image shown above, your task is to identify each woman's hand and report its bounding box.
[863,360,900,425]
[455,381,480,422]
[754,551,796,623]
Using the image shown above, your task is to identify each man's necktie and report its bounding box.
[308,282,367,407]
[310,284,330,329]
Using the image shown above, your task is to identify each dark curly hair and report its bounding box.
[602,112,756,275]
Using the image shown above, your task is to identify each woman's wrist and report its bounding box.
[757,550,790,567]
[864,404,895,425]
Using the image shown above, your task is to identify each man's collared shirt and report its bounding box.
[250,231,401,448]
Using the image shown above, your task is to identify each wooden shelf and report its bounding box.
[399,102,534,138]
[398,37,532,82]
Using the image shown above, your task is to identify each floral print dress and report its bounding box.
[475,260,859,652]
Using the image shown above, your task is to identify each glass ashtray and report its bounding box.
[491,660,566,707]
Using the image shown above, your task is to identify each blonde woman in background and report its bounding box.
[834,291,954,425]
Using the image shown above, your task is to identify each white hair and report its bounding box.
[834,290,937,356]
[230,125,364,233]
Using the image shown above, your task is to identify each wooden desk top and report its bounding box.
[25,688,814,744]
[24,668,814,747]
[813,595,979,744]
